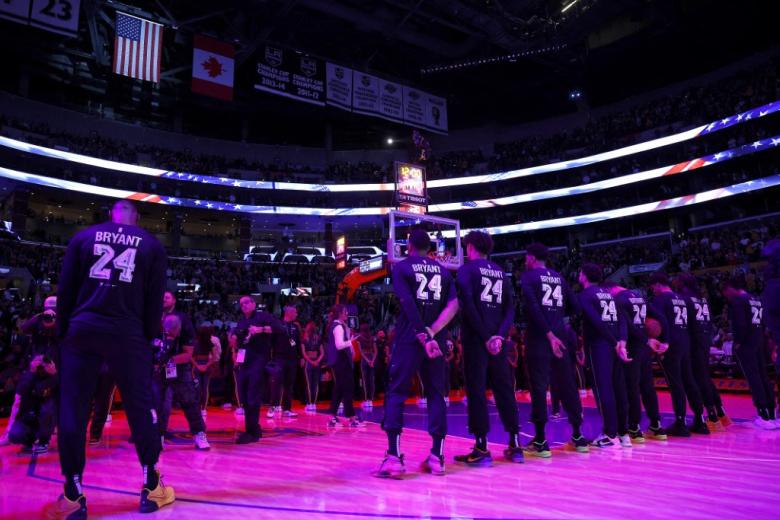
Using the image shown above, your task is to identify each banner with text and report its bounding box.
[0,0,82,37]
[255,45,325,106]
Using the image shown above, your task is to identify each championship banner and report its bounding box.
[255,45,325,106]
[325,62,353,111]
[1,0,82,37]
[378,79,403,123]
[352,72,380,116]
[395,161,427,213]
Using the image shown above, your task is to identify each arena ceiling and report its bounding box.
[0,0,774,147]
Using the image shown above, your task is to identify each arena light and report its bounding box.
[2,165,779,230]
[561,0,579,13]
[0,99,777,193]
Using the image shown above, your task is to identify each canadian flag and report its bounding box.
[192,35,234,101]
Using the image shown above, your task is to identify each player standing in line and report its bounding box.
[648,272,709,436]
[722,276,777,429]
[604,281,669,441]
[375,230,458,478]
[521,243,589,457]
[453,231,523,466]
[578,264,630,448]
[48,200,173,518]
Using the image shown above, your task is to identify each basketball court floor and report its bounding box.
[1,392,778,519]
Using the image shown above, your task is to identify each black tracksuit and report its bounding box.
[650,290,704,424]
[56,221,167,480]
[521,267,583,432]
[382,256,455,440]
[728,293,775,418]
[579,285,627,438]
[613,289,666,430]
[271,321,301,411]
[457,258,519,437]
[680,292,723,415]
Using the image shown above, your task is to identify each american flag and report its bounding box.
[113,12,163,83]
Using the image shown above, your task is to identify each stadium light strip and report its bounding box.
[1,134,776,216]
[2,165,780,231]
[0,99,777,193]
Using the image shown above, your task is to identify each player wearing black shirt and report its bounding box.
[674,273,729,429]
[605,282,669,441]
[233,296,281,443]
[49,200,173,518]
[648,272,709,437]
[578,264,630,448]
[453,231,523,467]
[375,230,459,478]
[521,243,589,457]
[722,276,777,429]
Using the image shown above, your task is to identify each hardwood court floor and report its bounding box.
[1,393,778,519]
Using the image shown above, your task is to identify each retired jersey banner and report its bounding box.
[424,93,448,133]
[255,45,325,106]
[352,72,380,116]
[402,86,427,128]
[192,35,234,101]
[1,0,82,37]
[378,79,403,123]
[325,62,353,111]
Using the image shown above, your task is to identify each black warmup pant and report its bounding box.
[382,341,446,438]
[690,338,721,412]
[58,328,160,478]
[152,369,206,435]
[270,357,297,411]
[303,363,321,405]
[525,341,583,434]
[329,352,356,417]
[10,401,56,445]
[88,367,115,439]
[735,342,776,416]
[550,374,562,415]
[586,340,627,438]
[237,354,267,436]
[443,360,452,397]
[623,341,661,429]
[659,341,703,422]
[462,339,519,436]
[360,360,376,401]
[194,369,210,410]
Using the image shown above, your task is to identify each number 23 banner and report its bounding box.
[0,0,82,37]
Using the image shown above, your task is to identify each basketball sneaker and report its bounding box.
[421,453,446,476]
[234,407,244,417]
[618,434,632,448]
[454,447,493,467]
[706,416,724,432]
[139,472,175,513]
[523,439,552,458]
[88,436,101,446]
[43,494,87,520]
[647,424,668,440]
[591,434,617,448]
[349,417,366,428]
[503,446,525,463]
[628,429,646,443]
[665,422,691,437]
[33,442,50,454]
[689,421,710,435]
[570,435,590,453]
[105,414,112,424]
[282,410,299,418]
[753,416,777,430]
[266,406,276,418]
[373,453,406,479]
[194,432,210,450]
[328,416,342,428]
[235,432,261,444]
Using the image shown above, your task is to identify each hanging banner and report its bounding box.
[378,79,404,123]
[325,62,353,111]
[424,93,448,133]
[255,45,325,106]
[352,72,380,116]
[402,86,427,128]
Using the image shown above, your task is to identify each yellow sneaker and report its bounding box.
[719,415,733,428]
[139,472,175,514]
[43,494,87,519]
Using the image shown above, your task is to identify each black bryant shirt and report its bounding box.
[57,221,167,341]
[457,258,515,345]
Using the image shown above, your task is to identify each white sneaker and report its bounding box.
[444,397,450,406]
[282,410,298,418]
[234,407,244,417]
[194,431,211,450]
[201,409,207,417]
[754,416,777,430]
[222,403,233,411]
[618,434,633,448]
[267,407,276,418]
[417,397,427,407]
[591,434,617,448]
[105,414,113,424]
[338,403,344,414]
[0,433,9,446]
